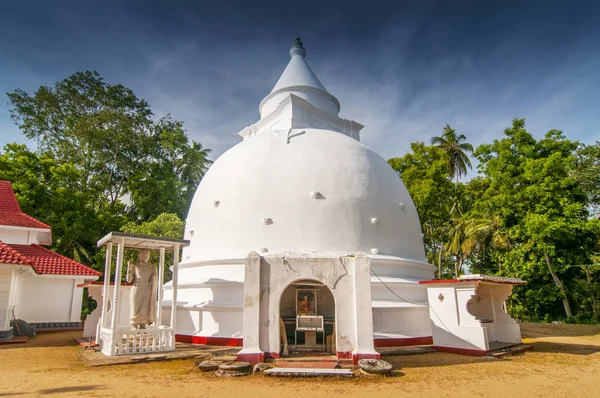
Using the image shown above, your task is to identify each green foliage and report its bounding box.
[573,141,600,216]
[431,124,474,184]
[6,71,211,222]
[388,143,454,273]
[120,213,185,282]
[120,213,185,239]
[3,70,211,277]
[390,119,600,323]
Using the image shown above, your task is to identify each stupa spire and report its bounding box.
[289,34,306,58]
[259,35,341,118]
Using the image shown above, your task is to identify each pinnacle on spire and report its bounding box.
[289,34,306,58]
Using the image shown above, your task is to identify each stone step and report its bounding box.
[275,355,338,363]
[489,344,533,358]
[276,361,339,369]
[265,368,354,378]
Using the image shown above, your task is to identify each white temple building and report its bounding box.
[0,181,100,340]
[162,36,436,364]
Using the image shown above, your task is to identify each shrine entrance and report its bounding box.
[279,279,336,356]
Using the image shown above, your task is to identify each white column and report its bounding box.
[156,247,165,326]
[110,238,125,332]
[351,252,379,362]
[237,251,264,364]
[100,242,112,330]
[170,244,180,331]
[3,270,17,331]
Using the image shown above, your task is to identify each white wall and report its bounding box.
[83,285,133,338]
[0,270,11,330]
[0,230,30,245]
[18,276,83,323]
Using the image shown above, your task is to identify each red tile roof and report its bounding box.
[0,241,33,266]
[0,241,101,277]
[0,181,51,230]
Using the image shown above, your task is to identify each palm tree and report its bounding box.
[465,215,510,271]
[431,124,474,187]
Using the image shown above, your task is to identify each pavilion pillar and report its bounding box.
[3,269,18,331]
[237,251,264,365]
[170,243,180,332]
[100,242,113,332]
[351,252,380,365]
[110,238,125,333]
[156,247,165,326]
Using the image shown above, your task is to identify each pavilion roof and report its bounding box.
[0,181,51,231]
[0,241,101,277]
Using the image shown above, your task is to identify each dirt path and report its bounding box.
[1,323,599,397]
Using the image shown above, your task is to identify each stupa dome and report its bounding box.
[183,126,426,264]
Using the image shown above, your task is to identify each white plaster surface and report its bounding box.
[167,38,435,351]
[425,282,522,351]
[18,276,84,323]
[83,284,133,338]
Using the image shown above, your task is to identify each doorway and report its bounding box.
[278,279,335,356]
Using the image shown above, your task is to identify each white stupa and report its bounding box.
[163,36,435,364]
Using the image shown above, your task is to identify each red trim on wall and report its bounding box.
[374,336,433,347]
[175,334,243,347]
[432,345,487,356]
[352,352,380,365]
[264,352,280,360]
[336,351,352,360]
[237,352,265,365]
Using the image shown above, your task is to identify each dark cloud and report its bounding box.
[1,0,599,160]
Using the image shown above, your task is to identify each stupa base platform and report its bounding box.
[432,342,533,357]
[265,368,354,378]
[79,342,239,367]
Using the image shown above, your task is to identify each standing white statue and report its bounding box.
[126,249,158,329]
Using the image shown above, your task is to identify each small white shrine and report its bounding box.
[420,275,526,355]
[95,232,189,356]
[162,36,436,365]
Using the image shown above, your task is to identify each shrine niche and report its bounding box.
[279,280,335,355]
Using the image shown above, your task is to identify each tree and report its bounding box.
[0,144,125,267]
[389,143,455,277]
[7,71,212,222]
[8,71,153,210]
[5,71,211,271]
[127,116,212,220]
[573,142,600,216]
[475,119,596,320]
[120,213,185,281]
[431,124,474,187]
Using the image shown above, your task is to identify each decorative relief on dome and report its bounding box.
[310,191,325,199]
[370,218,379,226]
[213,200,220,208]
[262,217,273,225]
[258,247,269,253]
[370,248,379,254]
[189,230,194,236]
[398,202,405,209]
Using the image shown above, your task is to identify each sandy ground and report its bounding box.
[0,323,599,398]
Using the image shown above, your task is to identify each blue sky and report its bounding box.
[1,0,599,164]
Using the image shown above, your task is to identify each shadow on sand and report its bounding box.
[530,341,600,356]
[520,322,600,339]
